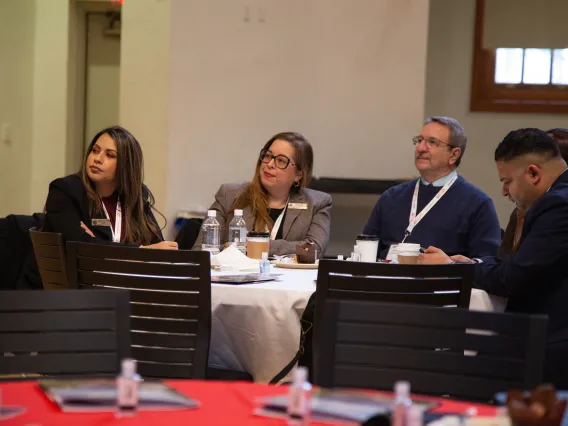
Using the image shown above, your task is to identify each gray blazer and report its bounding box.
[193,183,332,258]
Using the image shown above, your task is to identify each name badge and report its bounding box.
[386,244,399,262]
[288,202,308,210]
[92,218,111,227]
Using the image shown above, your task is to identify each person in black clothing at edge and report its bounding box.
[420,128,568,387]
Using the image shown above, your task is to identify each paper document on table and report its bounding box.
[39,379,199,412]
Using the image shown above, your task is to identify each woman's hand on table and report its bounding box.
[80,221,95,238]
[418,246,453,264]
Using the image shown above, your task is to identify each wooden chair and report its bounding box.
[29,229,67,290]
[66,242,211,379]
[0,289,131,379]
[315,260,474,309]
[312,260,475,381]
[316,299,548,401]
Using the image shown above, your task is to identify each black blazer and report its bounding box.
[475,170,568,387]
[43,174,163,244]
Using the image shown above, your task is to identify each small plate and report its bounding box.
[273,262,319,270]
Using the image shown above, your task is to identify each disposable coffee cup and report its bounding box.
[355,234,379,263]
[246,231,270,259]
[396,243,421,264]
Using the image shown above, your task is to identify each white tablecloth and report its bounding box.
[209,266,507,383]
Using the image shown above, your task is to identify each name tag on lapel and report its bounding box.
[92,218,111,227]
[288,203,308,210]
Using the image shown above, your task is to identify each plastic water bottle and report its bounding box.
[228,209,247,255]
[201,210,220,255]
[392,381,412,426]
[287,366,312,425]
[116,358,141,417]
[260,252,271,277]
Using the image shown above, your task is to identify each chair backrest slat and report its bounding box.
[316,299,548,401]
[30,230,67,290]
[66,241,211,379]
[316,260,474,309]
[78,256,202,277]
[0,290,130,379]
[79,271,200,292]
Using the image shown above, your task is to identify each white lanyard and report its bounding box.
[403,174,458,242]
[269,198,289,240]
[101,198,122,243]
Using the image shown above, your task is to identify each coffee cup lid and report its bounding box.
[356,234,379,241]
[398,243,420,249]
[247,231,270,238]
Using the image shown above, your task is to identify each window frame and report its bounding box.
[470,0,568,114]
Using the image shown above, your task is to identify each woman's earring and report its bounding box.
[294,180,300,188]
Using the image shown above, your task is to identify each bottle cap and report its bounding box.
[247,231,270,238]
[207,210,216,217]
[121,358,136,376]
[394,380,410,397]
[293,366,308,384]
[337,255,344,260]
[234,209,243,216]
[356,234,379,241]
[261,252,268,260]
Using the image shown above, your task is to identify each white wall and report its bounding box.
[120,0,171,229]
[29,0,70,211]
[0,0,77,216]
[425,0,568,225]
[0,0,35,216]
[118,0,430,236]
[84,12,121,149]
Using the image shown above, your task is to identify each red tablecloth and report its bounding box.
[0,380,498,426]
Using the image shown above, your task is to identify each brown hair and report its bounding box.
[546,128,568,163]
[80,126,163,245]
[234,132,313,233]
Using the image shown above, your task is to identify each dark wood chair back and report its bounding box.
[317,299,548,401]
[29,229,67,290]
[316,260,474,309]
[0,289,131,379]
[66,242,211,379]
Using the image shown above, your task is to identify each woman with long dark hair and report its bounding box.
[193,131,332,257]
[42,126,176,248]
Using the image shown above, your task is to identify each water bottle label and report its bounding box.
[118,378,138,406]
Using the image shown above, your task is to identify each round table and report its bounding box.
[209,266,507,383]
[0,380,499,425]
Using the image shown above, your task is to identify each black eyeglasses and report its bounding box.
[259,149,296,170]
[412,135,455,149]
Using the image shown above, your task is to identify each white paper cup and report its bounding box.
[396,243,420,264]
[355,235,379,263]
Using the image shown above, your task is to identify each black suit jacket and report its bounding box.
[475,170,568,386]
[43,174,163,244]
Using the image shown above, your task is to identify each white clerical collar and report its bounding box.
[420,170,458,187]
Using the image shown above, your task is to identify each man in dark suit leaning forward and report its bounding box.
[420,128,568,387]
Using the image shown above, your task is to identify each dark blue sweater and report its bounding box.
[363,176,501,259]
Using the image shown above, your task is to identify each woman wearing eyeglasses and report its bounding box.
[193,132,332,257]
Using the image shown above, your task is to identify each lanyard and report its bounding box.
[101,198,122,243]
[402,173,458,242]
[270,198,289,240]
